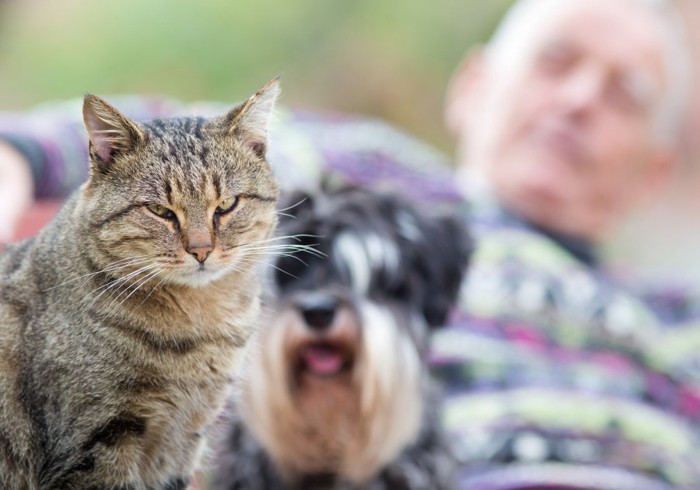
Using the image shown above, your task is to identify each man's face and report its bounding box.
[458,0,674,240]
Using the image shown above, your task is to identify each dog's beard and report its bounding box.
[239,300,425,484]
[347,301,425,480]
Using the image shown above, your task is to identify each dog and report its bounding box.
[209,186,471,489]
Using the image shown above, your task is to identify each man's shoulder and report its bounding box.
[268,109,464,202]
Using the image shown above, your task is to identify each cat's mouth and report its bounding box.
[170,264,227,287]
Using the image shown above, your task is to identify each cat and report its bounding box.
[0,79,281,489]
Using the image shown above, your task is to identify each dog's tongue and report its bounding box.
[302,344,344,375]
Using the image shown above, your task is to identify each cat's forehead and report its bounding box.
[131,117,220,198]
[141,117,228,168]
[142,117,211,154]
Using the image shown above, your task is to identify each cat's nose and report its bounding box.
[187,244,213,263]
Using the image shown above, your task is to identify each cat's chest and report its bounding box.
[123,282,260,344]
[76,291,247,425]
[130,359,233,455]
[81,343,240,481]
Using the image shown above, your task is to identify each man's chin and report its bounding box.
[503,182,582,236]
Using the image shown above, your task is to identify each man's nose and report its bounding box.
[557,64,605,115]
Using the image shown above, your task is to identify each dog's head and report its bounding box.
[279,186,468,341]
[241,186,471,481]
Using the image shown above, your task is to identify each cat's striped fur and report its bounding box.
[0,80,281,489]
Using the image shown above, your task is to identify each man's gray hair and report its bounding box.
[487,0,692,144]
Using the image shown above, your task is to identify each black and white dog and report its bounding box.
[210,186,471,490]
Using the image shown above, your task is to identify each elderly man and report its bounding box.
[430,0,700,488]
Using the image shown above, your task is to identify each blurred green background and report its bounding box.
[2,0,700,279]
[0,0,512,153]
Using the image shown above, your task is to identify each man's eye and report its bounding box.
[538,43,576,74]
[215,196,240,215]
[607,75,651,114]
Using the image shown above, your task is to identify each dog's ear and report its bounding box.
[419,211,472,327]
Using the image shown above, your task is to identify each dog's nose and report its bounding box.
[297,295,339,331]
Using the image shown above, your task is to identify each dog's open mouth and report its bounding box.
[297,342,352,377]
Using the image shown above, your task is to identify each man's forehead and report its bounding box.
[528,0,667,83]
[538,0,667,50]
[493,1,667,65]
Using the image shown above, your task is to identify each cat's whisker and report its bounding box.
[112,267,158,298]
[227,236,324,265]
[226,249,308,279]
[277,197,308,215]
[44,256,154,292]
[100,268,163,317]
[236,234,322,247]
[240,243,320,250]
[227,251,275,272]
[91,263,158,295]
[237,243,325,259]
[84,272,142,307]
[85,264,159,311]
[238,250,310,268]
[275,233,322,243]
[118,269,163,306]
[234,256,299,280]
[236,245,323,266]
[107,265,161,302]
[139,273,170,305]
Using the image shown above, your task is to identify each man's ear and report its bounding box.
[444,46,487,135]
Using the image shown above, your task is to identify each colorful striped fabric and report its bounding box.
[2,98,700,488]
[432,191,700,489]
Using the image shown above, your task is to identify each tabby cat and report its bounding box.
[0,79,281,489]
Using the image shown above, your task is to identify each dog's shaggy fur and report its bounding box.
[209,187,471,489]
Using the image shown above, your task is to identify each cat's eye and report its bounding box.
[215,196,239,216]
[147,203,177,221]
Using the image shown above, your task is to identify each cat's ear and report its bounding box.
[83,95,145,170]
[223,78,281,158]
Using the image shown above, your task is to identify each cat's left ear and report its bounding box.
[223,77,281,159]
[83,95,145,172]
